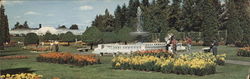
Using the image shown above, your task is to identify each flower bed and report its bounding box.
[134,49,174,58]
[237,47,250,57]
[0,56,28,60]
[0,73,43,79]
[23,46,50,51]
[37,52,101,66]
[112,52,226,76]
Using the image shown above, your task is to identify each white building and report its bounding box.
[9,26,84,36]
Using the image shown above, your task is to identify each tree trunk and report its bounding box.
[90,43,93,50]
[0,43,4,50]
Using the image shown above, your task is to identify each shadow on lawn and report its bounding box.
[0,68,36,75]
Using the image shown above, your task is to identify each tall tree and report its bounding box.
[225,0,243,45]
[92,9,115,32]
[168,0,181,30]
[0,5,10,50]
[201,0,219,46]
[236,0,250,46]
[142,0,150,7]
[114,5,123,30]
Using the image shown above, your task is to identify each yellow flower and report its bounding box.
[115,62,121,67]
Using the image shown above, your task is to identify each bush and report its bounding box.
[24,33,39,45]
[37,52,101,66]
[237,47,250,57]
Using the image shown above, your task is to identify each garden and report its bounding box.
[0,45,249,79]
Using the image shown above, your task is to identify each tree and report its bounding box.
[82,26,102,49]
[142,0,150,7]
[58,25,67,29]
[101,32,117,43]
[117,26,134,44]
[23,21,29,28]
[43,32,58,41]
[201,0,219,46]
[92,9,115,32]
[0,5,10,50]
[24,33,39,45]
[168,0,181,30]
[61,31,75,42]
[225,0,243,45]
[114,5,123,31]
[69,24,79,30]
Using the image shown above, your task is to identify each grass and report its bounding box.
[1,46,250,79]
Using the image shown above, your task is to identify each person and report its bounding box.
[186,37,192,52]
[210,40,218,56]
[171,36,177,54]
[55,41,59,52]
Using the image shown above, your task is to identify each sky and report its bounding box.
[1,0,129,30]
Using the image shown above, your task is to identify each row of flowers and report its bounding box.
[112,52,226,76]
[134,49,174,58]
[0,56,28,60]
[23,46,50,51]
[0,73,43,79]
[37,52,101,66]
[237,47,250,57]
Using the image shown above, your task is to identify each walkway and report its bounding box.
[225,60,250,66]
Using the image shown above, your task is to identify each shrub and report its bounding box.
[237,47,250,57]
[24,33,39,45]
[37,52,101,66]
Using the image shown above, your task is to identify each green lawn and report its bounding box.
[0,46,249,79]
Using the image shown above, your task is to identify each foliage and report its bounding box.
[37,52,101,66]
[101,32,118,43]
[0,73,43,79]
[0,5,10,50]
[60,32,75,42]
[92,9,115,32]
[24,33,39,45]
[43,32,58,41]
[112,52,226,76]
[117,26,134,43]
[237,47,250,57]
[69,24,79,30]
[82,26,102,44]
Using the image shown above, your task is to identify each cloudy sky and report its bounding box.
[2,0,129,30]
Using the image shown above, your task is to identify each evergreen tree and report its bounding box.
[114,5,122,30]
[169,0,181,30]
[0,5,10,50]
[225,0,243,45]
[236,0,250,46]
[92,9,115,32]
[142,0,149,7]
[201,0,219,46]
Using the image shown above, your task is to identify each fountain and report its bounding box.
[92,7,186,55]
[130,7,149,40]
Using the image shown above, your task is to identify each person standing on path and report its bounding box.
[211,40,218,56]
[171,36,177,54]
